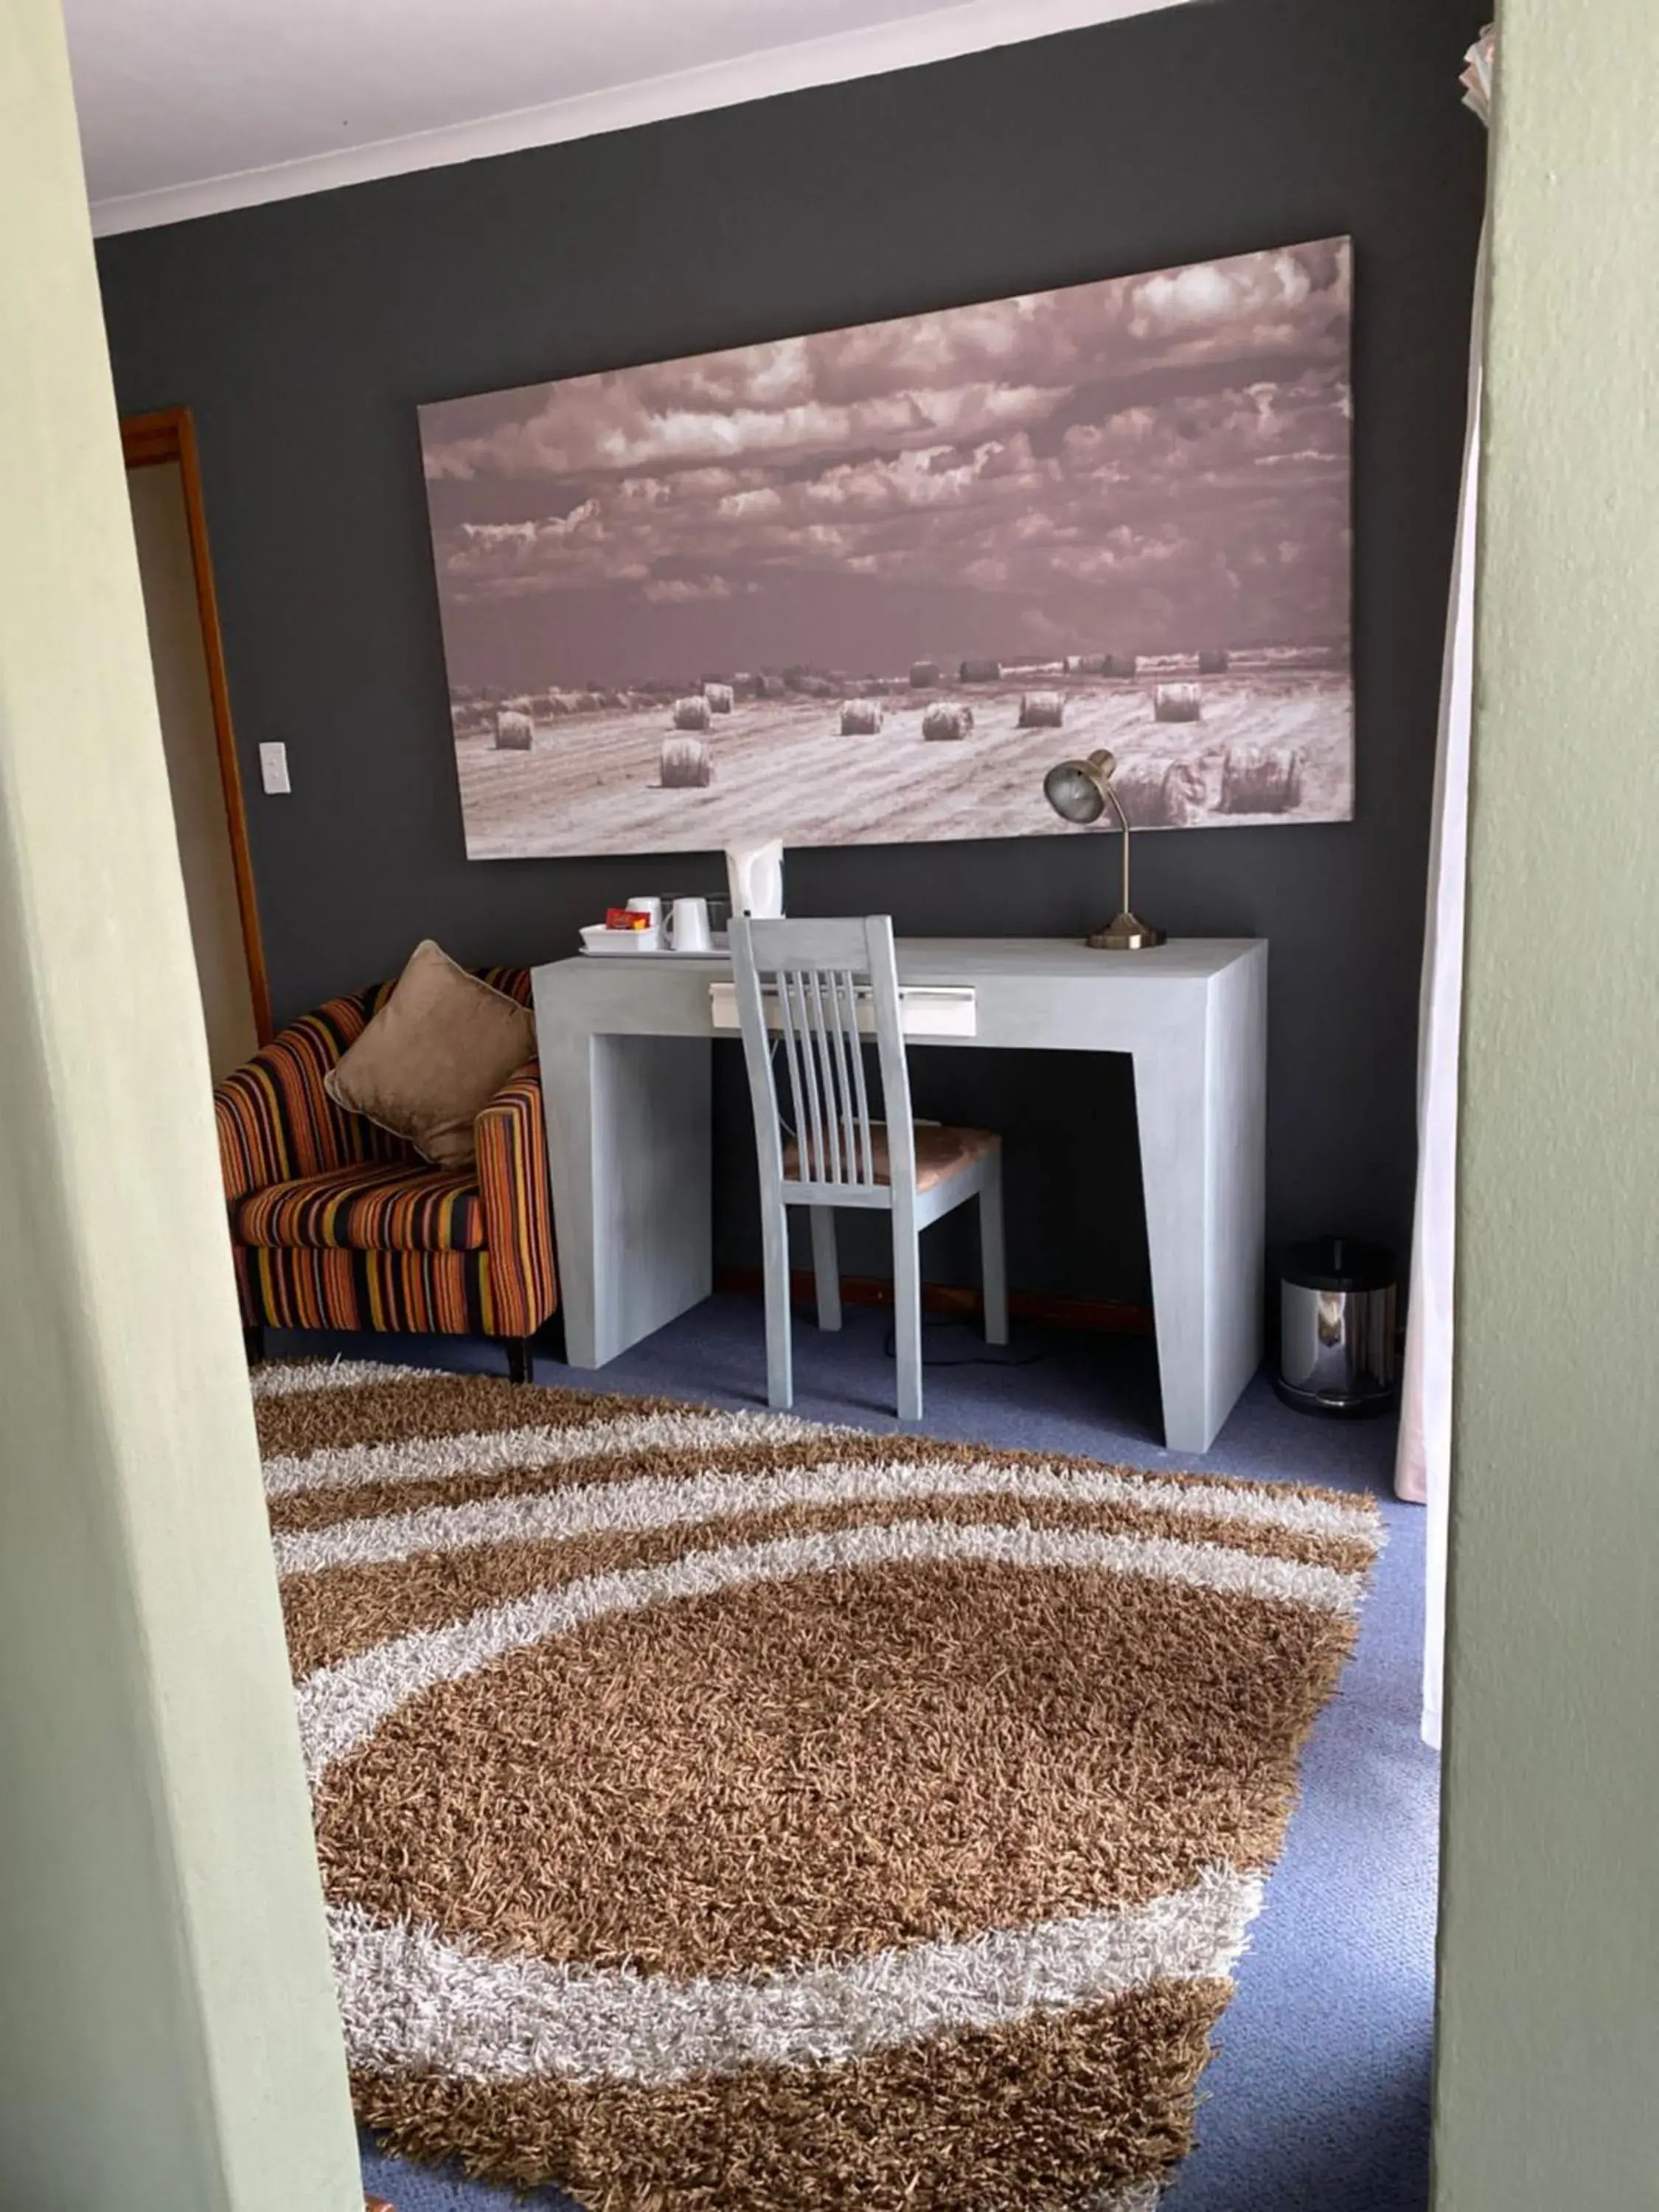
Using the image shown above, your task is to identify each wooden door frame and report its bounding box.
[122,406,272,1043]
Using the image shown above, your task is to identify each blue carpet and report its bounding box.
[282,1296,1434,2212]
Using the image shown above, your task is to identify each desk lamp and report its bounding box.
[1042,748,1165,951]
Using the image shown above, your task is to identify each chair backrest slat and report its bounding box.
[730,917,912,1195]
[822,968,862,1184]
[811,971,848,1183]
[844,970,877,1181]
[801,964,836,1177]
[773,972,812,1171]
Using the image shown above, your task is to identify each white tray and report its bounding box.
[580,946,731,959]
[579,925,729,959]
[580,925,658,955]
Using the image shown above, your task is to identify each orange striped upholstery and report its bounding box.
[216,966,556,1340]
[215,994,412,1199]
[475,1062,557,1340]
[232,1162,485,1251]
[234,1246,498,1335]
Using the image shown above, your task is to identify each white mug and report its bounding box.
[625,895,663,930]
[667,895,712,953]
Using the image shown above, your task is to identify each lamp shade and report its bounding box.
[1043,748,1117,825]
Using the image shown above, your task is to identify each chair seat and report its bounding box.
[232,1161,485,1252]
[785,1122,998,1194]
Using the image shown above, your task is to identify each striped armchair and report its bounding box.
[214,966,557,1377]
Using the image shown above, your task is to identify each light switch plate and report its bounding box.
[259,741,291,794]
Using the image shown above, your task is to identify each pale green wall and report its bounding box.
[0,5,362,2206]
[1433,4,1659,2206]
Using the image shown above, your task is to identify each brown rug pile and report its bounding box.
[257,1359,1381,2211]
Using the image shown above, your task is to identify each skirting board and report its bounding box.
[714,1265,1154,1336]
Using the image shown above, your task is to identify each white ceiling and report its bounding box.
[68,0,1194,235]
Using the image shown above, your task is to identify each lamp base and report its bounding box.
[1085,911,1165,952]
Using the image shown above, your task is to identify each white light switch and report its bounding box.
[259,742,291,794]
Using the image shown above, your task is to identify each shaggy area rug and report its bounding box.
[258,1360,1381,2212]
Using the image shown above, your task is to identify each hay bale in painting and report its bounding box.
[840,700,884,735]
[1221,745,1304,814]
[910,659,942,688]
[672,695,713,732]
[1074,653,1133,678]
[1154,683,1203,724]
[731,672,758,700]
[661,736,713,787]
[493,708,533,751]
[1018,690,1066,728]
[1113,759,1209,828]
[922,702,974,742]
[1198,649,1231,675]
[959,658,1003,683]
[703,682,735,714]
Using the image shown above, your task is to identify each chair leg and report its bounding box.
[504,1338,534,1386]
[979,1150,1009,1347]
[892,1206,923,1423]
[810,1208,842,1331]
[243,1323,265,1367]
[761,1199,794,1411]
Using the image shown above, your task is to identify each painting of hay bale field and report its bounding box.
[419,237,1354,859]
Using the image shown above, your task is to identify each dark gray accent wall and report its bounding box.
[97,0,1487,1305]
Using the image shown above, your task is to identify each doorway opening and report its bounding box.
[122,407,269,1073]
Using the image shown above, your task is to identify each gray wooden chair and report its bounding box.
[730,914,1007,1420]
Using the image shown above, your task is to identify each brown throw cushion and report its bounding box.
[324,942,535,1169]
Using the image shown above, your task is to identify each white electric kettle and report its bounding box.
[725,838,785,920]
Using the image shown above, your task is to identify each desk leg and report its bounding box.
[540,1030,712,1368]
[1134,958,1266,1454]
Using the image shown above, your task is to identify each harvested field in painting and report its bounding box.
[423,240,1354,858]
[454,668,1352,859]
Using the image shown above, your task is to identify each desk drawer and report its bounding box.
[709,981,977,1040]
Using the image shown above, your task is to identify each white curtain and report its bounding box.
[1397,29,1494,1753]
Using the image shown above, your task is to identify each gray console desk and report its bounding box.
[532,937,1266,1453]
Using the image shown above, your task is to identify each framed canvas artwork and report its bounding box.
[419,236,1353,859]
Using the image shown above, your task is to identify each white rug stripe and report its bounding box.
[275,1452,1378,1578]
[263,1409,843,1496]
[251,1358,436,1399]
[268,1420,1379,1542]
[1091,2183,1163,2212]
[330,1863,1262,2087]
[299,1520,1363,1781]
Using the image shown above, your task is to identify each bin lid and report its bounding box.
[1280,1237,1396,1293]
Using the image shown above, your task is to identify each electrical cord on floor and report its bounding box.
[880,1315,1054,1370]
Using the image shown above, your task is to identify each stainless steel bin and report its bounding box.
[1275,1238,1399,1417]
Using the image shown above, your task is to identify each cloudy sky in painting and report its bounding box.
[420,238,1352,692]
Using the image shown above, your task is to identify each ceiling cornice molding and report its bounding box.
[88,0,1193,236]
